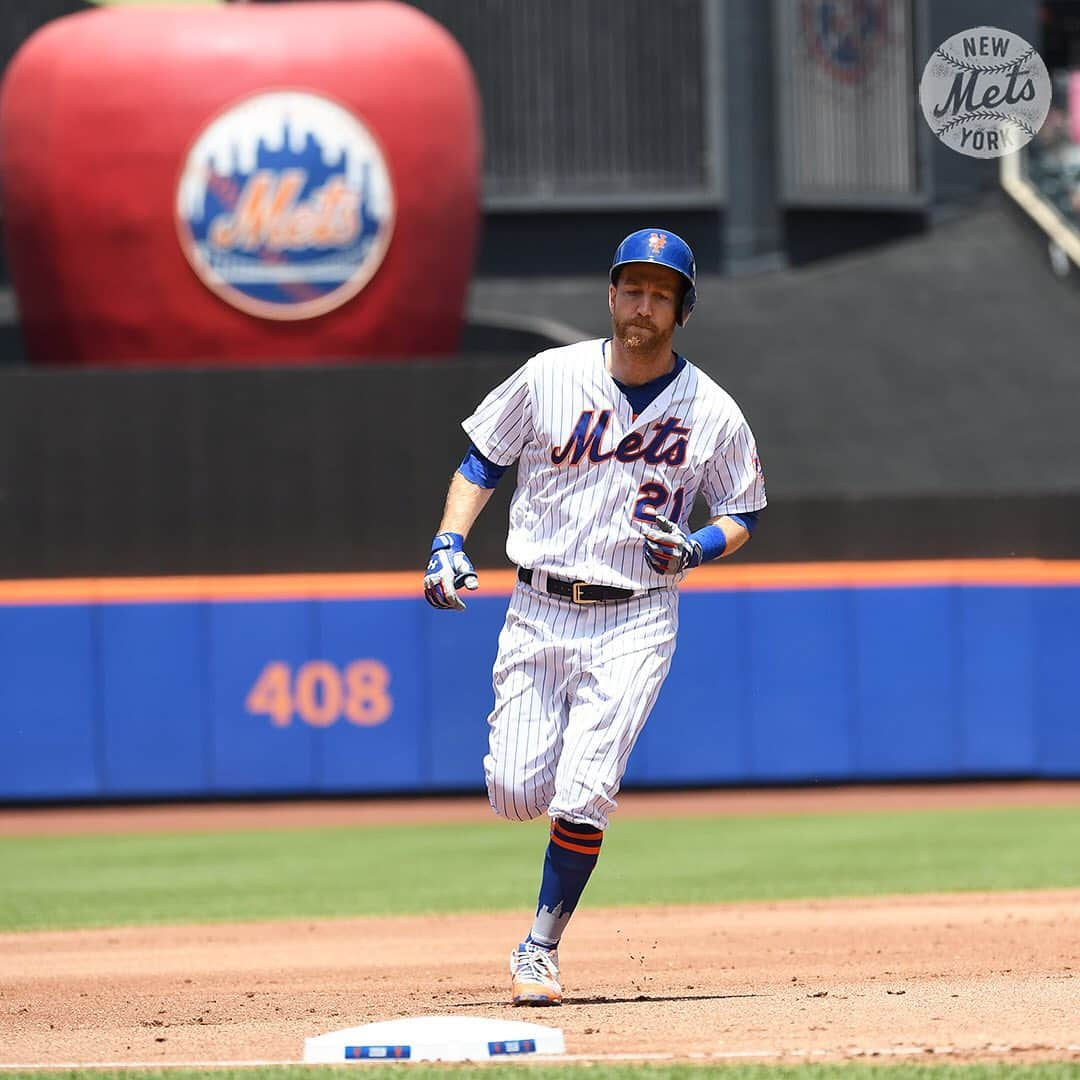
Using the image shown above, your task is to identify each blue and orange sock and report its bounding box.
[526,818,603,949]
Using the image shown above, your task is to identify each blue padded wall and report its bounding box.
[853,587,958,778]
[1,577,1077,801]
[317,598,427,793]
[0,605,99,799]
[1033,587,1080,777]
[744,589,856,782]
[208,600,320,794]
[100,603,208,797]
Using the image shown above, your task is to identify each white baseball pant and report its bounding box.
[483,578,679,829]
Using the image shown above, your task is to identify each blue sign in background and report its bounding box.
[1,581,1078,801]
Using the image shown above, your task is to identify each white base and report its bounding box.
[303,1015,565,1063]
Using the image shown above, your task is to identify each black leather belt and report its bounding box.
[517,566,635,604]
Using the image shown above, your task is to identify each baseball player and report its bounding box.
[424,228,766,1005]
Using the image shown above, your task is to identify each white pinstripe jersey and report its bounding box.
[462,338,767,591]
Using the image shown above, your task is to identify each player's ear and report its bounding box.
[608,281,616,314]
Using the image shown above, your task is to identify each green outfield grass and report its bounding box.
[0,805,1078,933]
[1,1063,1078,1080]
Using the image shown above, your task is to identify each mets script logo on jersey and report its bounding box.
[551,411,690,468]
[802,0,887,84]
[176,90,394,321]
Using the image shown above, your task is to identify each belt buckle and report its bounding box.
[571,581,598,604]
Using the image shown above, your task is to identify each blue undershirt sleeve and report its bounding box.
[728,511,759,535]
[458,442,509,489]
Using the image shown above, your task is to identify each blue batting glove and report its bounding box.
[423,532,478,610]
[641,515,702,575]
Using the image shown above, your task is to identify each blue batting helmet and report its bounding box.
[609,227,697,326]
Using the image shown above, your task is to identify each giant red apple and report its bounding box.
[0,2,481,365]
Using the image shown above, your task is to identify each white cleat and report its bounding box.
[509,941,562,1006]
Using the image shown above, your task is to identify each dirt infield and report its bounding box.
[2,785,1080,1067]
[2,892,1078,1066]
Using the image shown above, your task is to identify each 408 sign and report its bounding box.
[246,660,392,728]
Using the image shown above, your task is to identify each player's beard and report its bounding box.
[613,313,673,356]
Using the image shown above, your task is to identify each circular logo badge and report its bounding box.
[919,26,1051,159]
[802,0,888,85]
[176,90,394,320]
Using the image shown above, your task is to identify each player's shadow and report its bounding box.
[567,992,763,1005]
[457,992,762,1007]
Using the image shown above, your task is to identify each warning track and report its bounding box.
[4,781,1080,836]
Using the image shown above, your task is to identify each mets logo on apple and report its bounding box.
[175,90,394,321]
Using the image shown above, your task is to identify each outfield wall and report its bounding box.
[6,367,1080,580]
[2,561,1079,802]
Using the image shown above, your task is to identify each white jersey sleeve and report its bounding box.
[701,417,767,518]
[461,362,533,467]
